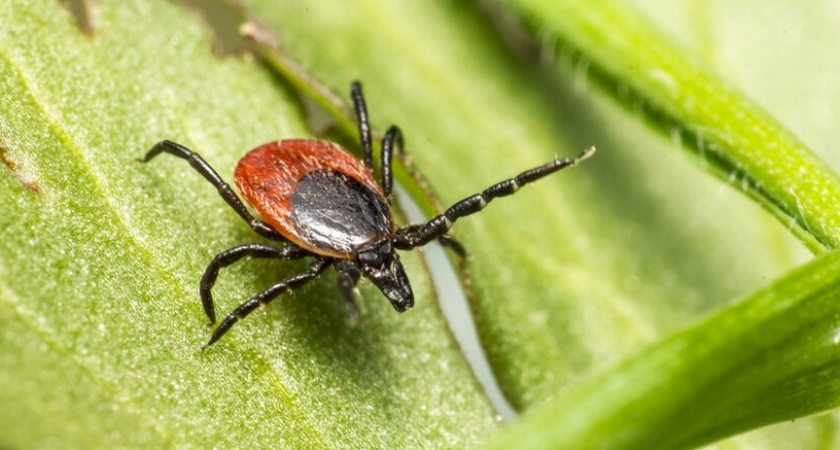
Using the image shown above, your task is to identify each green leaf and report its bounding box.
[4,0,840,448]
[0,1,494,448]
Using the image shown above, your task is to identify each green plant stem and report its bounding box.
[504,0,840,253]
[492,248,840,450]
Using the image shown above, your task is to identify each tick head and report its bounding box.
[358,241,414,312]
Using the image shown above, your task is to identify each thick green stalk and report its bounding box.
[505,0,840,253]
[492,249,840,449]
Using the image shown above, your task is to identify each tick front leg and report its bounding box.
[203,257,332,349]
[351,81,374,170]
[142,140,286,241]
[200,243,310,324]
[394,147,595,249]
[380,125,403,203]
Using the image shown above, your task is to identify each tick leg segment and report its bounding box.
[143,140,286,241]
[200,243,311,323]
[380,125,403,203]
[436,234,467,258]
[351,81,374,170]
[203,257,332,349]
[394,147,595,249]
[335,261,362,324]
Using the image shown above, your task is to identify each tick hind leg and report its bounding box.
[394,146,596,249]
[200,243,311,324]
[142,140,286,241]
[203,257,332,349]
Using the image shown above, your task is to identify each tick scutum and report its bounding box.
[292,170,393,256]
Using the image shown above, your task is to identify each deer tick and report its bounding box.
[142,81,594,348]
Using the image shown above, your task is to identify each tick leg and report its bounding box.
[436,234,467,258]
[394,147,595,249]
[201,243,310,324]
[351,81,374,170]
[336,261,362,324]
[380,125,403,203]
[203,258,332,349]
[142,140,286,241]
[350,82,403,203]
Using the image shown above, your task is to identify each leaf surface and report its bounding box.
[0,1,495,448]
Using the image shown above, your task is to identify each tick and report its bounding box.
[143,81,594,348]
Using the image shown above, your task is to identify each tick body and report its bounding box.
[143,81,594,349]
[235,140,392,259]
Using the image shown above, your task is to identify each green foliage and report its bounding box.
[1,0,839,449]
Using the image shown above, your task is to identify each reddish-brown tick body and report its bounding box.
[235,140,393,259]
